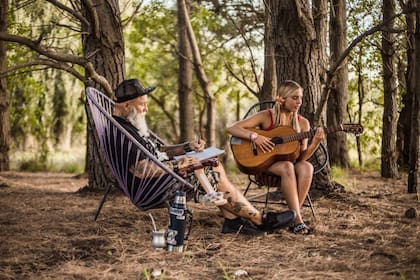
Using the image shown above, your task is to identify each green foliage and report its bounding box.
[345,0,407,167]
[126,0,262,143]
[18,158,49,172]
[7,2,86,170]
[52,71,68,144]
[11,149,85,173]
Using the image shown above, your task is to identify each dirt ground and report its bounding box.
[0,170,419,280]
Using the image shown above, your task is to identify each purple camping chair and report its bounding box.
[86,87,199,220]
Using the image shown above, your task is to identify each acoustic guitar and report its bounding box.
[230,124,363,174]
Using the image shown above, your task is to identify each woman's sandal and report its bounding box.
[289,222,314,235]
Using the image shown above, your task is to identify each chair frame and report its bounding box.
[232,101,329,218]
[85,87,196,220]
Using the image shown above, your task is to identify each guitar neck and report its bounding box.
[272,125,343,144]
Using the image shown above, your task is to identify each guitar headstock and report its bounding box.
[341,124,364,135]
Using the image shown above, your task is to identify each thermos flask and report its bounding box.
[167,191,190,252]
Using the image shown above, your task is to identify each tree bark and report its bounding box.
[407,0,420,193]
[177,0,195,142]
[381,0,399,178]
[327,0,350,168]
[0,0,9,171]
[313,0,328,86]
[397,0,415,170]
[81,0,125,191]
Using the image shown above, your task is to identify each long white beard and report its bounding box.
[127,108,150,137]
[127,107,169,161]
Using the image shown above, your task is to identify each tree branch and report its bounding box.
[227,16,261,90]
[0,32,86,64]
[314,7,420,124]
[0,59,84,81]
[46,0,90,27]
[224,61,257,95]
[81,0,100,38]
[0,32,112,95]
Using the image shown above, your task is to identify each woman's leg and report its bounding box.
[294,161,314,207]
[268,161,303,224]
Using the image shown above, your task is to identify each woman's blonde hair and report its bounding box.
[273,80,302,132]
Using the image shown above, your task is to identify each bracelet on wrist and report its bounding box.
[249,132,258,142]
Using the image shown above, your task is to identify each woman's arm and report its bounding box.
[227,110,269,139]
[228,110,276,153]
[298,119,325,161]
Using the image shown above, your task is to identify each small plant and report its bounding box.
[217,261,230,280]
[330,166,350,189]
[144,268,150,280]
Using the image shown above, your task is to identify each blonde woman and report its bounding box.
[228,80,325,234]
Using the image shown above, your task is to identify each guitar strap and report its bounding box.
[266,109,275,131]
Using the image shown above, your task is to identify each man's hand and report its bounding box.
[188,138,206,152]
[177,156,201,169]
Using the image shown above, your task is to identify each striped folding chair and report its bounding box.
[86,87,198,220]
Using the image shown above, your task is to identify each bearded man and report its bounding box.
[111,79,295,235]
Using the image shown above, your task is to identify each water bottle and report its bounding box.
[167,191,190,252]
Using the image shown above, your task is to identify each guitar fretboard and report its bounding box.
[272,125,343,144]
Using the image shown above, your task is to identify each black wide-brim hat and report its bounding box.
[114,78,156,103]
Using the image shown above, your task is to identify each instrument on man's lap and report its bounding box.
[230,124,363,175]
[177,157,219,178]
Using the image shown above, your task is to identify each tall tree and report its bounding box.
[408,0,420,193]
[328,0,350,168]
[381,0,399,178]
[0,0,9,171]
[177,0,195,142]
[179,0,216,146]
[81,0,125,190]
[397,0,416,170]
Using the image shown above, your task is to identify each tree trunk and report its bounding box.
[271,0,334,193]
[328,0,350,168]
[179,0,216,146]
[407,0,420,193]
[0,0,9,171]
[261,0,277,101]
[177,0,195,143]
[356,65,365,167]
[397,0,415,170]
[312,0,328,86]
[81,0,125,191]
[381,0,399,178]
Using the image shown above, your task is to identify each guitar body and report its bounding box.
[230,126,301,175]
[230,123,363,175]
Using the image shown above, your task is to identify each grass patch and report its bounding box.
[330,166,348,185]
[10,149,85,173]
